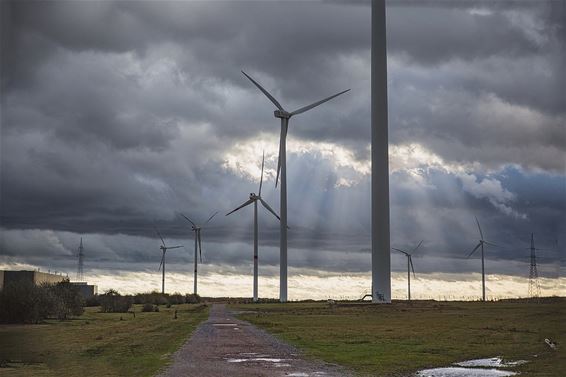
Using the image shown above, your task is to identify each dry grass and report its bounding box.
[0,303,209,377]
[232,298,566,376]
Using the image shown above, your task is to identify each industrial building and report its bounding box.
[0,270,66,290]
[0,271,98,299]
[70,282,98,299]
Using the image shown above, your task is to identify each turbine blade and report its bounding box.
[475,216,484,240]
[180,213,196,227]
[241,71,284,111]
[158,252,165,272]
[290,89,350,116]
[259,198,280,221]
[410,257,416,278]
[392,248,409,256]
[205,211,218,225]
[226,199,254,216]
[259,150,265,196]
[484,241,499,248]
[168,245,183,250]
[154,226,166,248]
[412,240,423,254]
[198,231,202,263]
[467,243,482,258]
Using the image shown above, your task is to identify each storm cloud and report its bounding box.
[1,0,564,297]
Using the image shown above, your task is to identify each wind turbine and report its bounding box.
[241,70,350,302]
[226,152,281,302]
[155,228,183,294]
[180,211,218,296]
[392,240,422,301]
[467,217,498,301]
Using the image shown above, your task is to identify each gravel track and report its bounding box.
[157,303,351,377]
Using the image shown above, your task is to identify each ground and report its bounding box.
[231,298,566,376]
[1,299,564,377]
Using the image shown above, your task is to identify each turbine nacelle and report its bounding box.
[249,193,259,200]
[274,109,291,119]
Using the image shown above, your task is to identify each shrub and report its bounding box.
[46,281,85,320]
[0,281,51,323]
[168,293,184,305]
[99,289,132,313]
[185,293,200,304]
[84,295,100,307]
[141,303,154,312]
[134,291,168,305]
[0,280,84,323]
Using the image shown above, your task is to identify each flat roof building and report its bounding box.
[70,282,98,299]
[0,270,67,290]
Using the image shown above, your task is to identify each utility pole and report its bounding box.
[528,233,541,298]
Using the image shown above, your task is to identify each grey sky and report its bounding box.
[1,1,564,290]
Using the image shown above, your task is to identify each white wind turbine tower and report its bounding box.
[467,217,498,301]
[371,0,390,304]
[226,152,281,302]
[241,71,349,302]
[392,240,422,301]
[180,212,218,296]
[155,227,183,294]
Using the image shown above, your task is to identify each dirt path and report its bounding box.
[157,303,351,377]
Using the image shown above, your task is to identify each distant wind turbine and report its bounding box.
[155,227,183,294]
[226,152,281,302]
[467,217,498,301]
[241,70,350,302]
[392,240,422,301]
[180,211,218,296]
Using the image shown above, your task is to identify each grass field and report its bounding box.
[233,298,566,376]
[0,303,209,377]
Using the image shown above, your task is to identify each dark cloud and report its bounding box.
[0,1,564,285]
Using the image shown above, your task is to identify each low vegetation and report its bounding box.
[232,298,566,377]
[99,289,134,313]
[84,291,200,307]
[0,281,84,323]
[0,303,209,377]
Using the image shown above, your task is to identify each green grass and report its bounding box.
[0,303,209,377]
[232,299,566,376]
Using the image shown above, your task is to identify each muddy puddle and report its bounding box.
[225,353,329,376]
[455,358,527,368]
[416,357,527,377]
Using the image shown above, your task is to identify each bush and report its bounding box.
[185,293,200,304]
[141,303,154,312]
[0,280,84,324]
[134,291,168,305]
[168,293,184,305]
[46,281,85,320]
[0,281,51,323]
[84,295,101,307]
[99,289,132,313]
